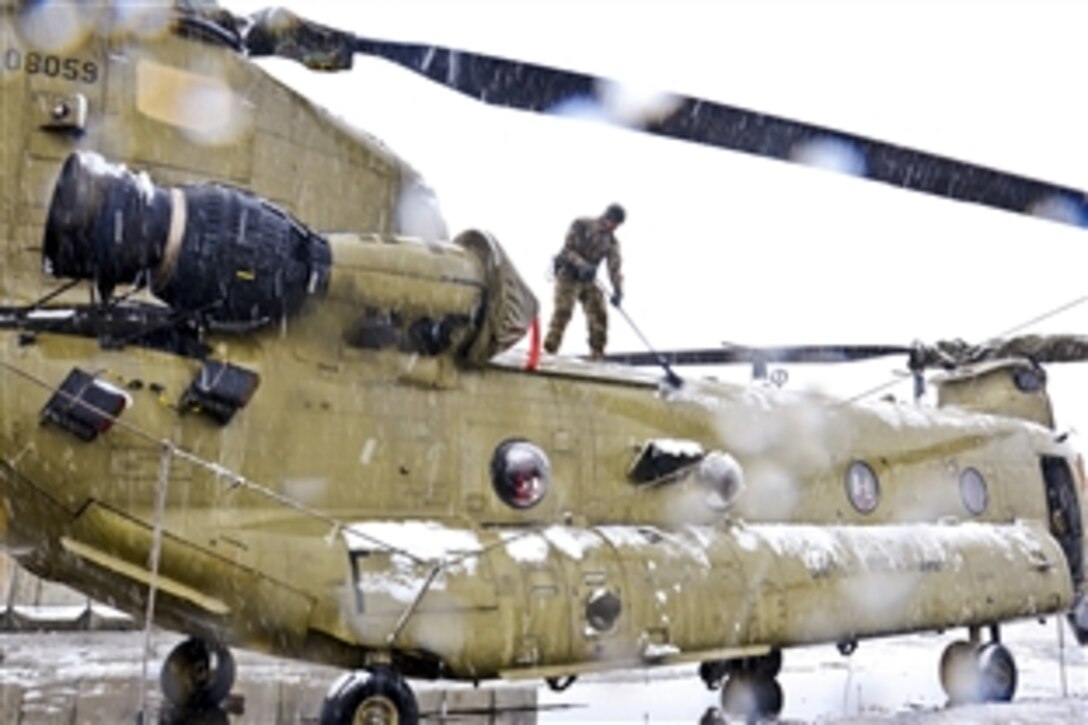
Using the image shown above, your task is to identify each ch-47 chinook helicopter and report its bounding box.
[2,0,1088,722]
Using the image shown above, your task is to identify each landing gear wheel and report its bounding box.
[160,638,236,710]
[977,642,1017,703]
[319,667,419,725]
[939,639,979,704]
[720,674,783,721]
[757,675,784,717]
[699,660,729,690]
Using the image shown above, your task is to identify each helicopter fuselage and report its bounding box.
[0,322,1082,680]
[1,0,1086,701]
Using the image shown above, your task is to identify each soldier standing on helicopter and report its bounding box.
[544,203,626,360]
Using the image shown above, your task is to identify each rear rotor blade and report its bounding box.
[916,335,1088,368]
[609,335,1088,372]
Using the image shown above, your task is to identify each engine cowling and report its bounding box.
[43,151,331,330]
[42,152,538,362]
[325,228,538,364]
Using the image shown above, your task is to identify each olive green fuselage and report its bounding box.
[0,2,1083,685]
[0,325,1080,679]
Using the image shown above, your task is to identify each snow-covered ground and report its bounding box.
[538,618,1088,723]
[1,618,1086,723]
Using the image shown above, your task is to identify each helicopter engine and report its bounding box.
[42,151,332,329]
[38,152,538,364]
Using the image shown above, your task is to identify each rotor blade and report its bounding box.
[609,335,1088,371]
[349,36,1088,230]
[603,344,913,367]
[915,334,1088,368]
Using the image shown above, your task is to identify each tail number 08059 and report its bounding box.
[3,48,99,84]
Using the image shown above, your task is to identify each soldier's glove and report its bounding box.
[610,290,623,307]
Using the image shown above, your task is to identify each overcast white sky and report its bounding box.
[222,0,1088,429]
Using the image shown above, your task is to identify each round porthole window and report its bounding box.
[585,589,622,633]
[695,452,745,511]
[845,460,880,514]
[959,467,988,515]
[490,439,551,509]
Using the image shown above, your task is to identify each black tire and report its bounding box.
[204,643,236,706]
[160,638,236,709]
[721,674,759,721]
[938,639,979,704]
[720,674,783,721]
[977,642,1017,703]
[757,676,784,716]
[319,667,419,725]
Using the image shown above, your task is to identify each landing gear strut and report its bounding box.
[319,666,419,725]
[158,637,236,724]
[700,649,784,722]
[939,626,1018,704]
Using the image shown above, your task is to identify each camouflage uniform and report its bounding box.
[544,216,623,357]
